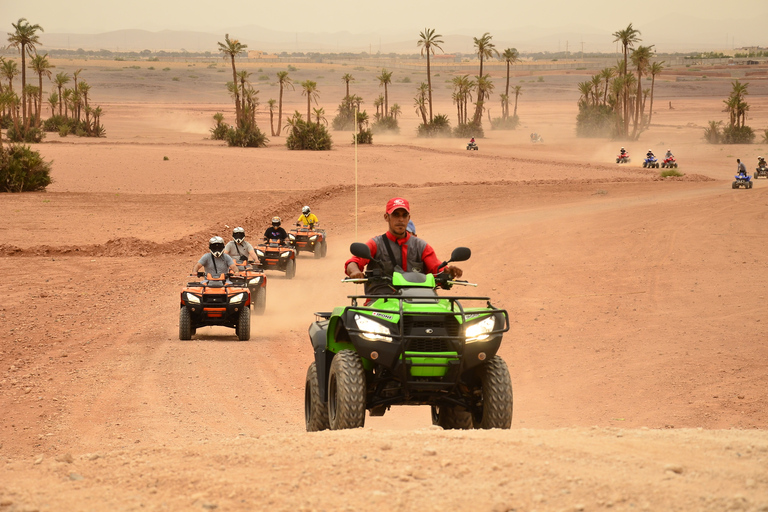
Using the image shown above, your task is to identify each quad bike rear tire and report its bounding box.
[314,243,323,259]
[748,181,753,189]
[179,306,193,340]
[431,405,473,430]
[328,350,366,430]
[473,356,513,429]
[236,306,250,341]
[252,287,267,315]
[305,362,330,432]
[285,259,296,279]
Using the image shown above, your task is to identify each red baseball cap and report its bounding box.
[385,197,410,214]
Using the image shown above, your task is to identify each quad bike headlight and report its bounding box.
[288,234,296,241]
[185,293,201,304]
[465,316,496,343]
[280,251,292,258]
[354,314,393,342]
[309,235,318,241]
[256,249,264,258]
[248,277,262,285]
[229,293,245,304]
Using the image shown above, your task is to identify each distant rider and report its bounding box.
[345,197,462,297]
[264,216,289,245]
[665,149,674,160]
[737,159,747,176]
[469,137,475,145]
[224,227,258,263]
[758,156,766,169]
[193,236,239,278]
[297,206,319,228]
[619,147,628,157]
[407,220,417,237]
[646,149,655,159]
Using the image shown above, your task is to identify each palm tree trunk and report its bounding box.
[37,74,44,128]
[384,84,388,118]
[504,61,510,119]
[277,86,284,135]
[648,76,656,126]
[20,44,27,123]
[426,53,433,122]
[230,55,240,122]
[307,95,311,122]
[514,93,519,117]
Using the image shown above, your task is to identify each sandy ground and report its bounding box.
[1,58,768,511]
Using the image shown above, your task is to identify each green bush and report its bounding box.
[225,115,269,148]
[762,129,768,144]
[703,120,722,143]
[332,98,356,131]
[490,115,520,130]
[721,125,755,144]
[58,124,70,137]
[417,114,452,137]
[6,124,44,143]
[453,122,483,139]
[0,144,52,192]
[354,129,373,144]
[660,169,683,178]
[576,104,618,138]
[286,118,333,150]
[42,115,69,133]
[0,114,12,129]
[210,112,229,140]
[371,116,400,134]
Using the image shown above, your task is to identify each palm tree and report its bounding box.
[413,83,428,125]
[473,33,498,125]
[356,110,369,134]
[647,61,664,125]
[30,52,52,127]
[513,85,522,117]
[267,98,276,136]
[53,72,70,116]
[599,67,615,106]
[417,28,444,122]
[451,75,474,125]
[7,18,43,124]
[473,74,494,125]
[276,71,294,135]
[217,34,247,122]
[313,107,327,126]
[341,73,354,99]
[300,80,319,121]
[578,81,593,107]
[1,58,19,94]
[630,45,653,138]
[373,95,383,119]
[236,69,252,116]
[91,105,103,136]
[612,24,641,136]
[501,48,519,119]
[390,103,401,120]
[377,69,393,118]
[283,111,303,136]
[47,91,58,117]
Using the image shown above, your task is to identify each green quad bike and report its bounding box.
[305,242,513,431]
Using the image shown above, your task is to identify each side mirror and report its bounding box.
[350,242,373,260]
[449,247,471,263]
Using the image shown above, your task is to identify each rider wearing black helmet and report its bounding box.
[193,236,239,278]
[264,216,289,244]
[224,227,258,263]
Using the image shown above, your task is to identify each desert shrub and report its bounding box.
[0,144,52,192]
[58,124,70,137]
[762,129,768,144]
[453,122,483,139]
[210,112,229,140]
[287,65,298,72]
[576,104,618,138]
[703,120,722,143]
[490,115,519,130]
[332,97,356,131]
[354,129,373,144]
[42,115,69,133]
[417,114,452,137]
[371,116,400,134]
[258,74,269,80]
[286,116,333,150]
[6,124,44,143]
[0,114,11,129]
[660,169,683,178]
[721,125,755,144]
[225,115,268,148]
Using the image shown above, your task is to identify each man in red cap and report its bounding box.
[345,197,463,296]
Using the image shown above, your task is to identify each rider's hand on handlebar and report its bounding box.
[444,265,463,279]
[347,270,365,280]
[197,271,205,277]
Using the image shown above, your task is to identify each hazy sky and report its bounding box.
[4,0,765,35]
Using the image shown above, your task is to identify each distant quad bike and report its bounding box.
[643,156,659,169]
[732,173,753,189]
[232,258,268,315]
[466,142,478,151]
[288,224,328,259]
[304,243,513,432]
[661,156,678,169]
[255,239,297,279]
[616,153,631,164]
[754,162,768,179]
[179,273,251,341]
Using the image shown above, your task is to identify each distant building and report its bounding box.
[247,50,278,59]
[433,54,460,63]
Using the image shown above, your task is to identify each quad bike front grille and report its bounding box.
[402,316,461,352]
[404,317,460,336]
[295,235,309,242]
[407,338,452,352]
[203,295,227,304]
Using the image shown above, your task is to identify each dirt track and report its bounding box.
[1,60,768,511]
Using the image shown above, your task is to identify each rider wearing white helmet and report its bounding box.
[263,216,289,244]
[297,205,319,228]
[193,236,239,278]
[224,227,258,263]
